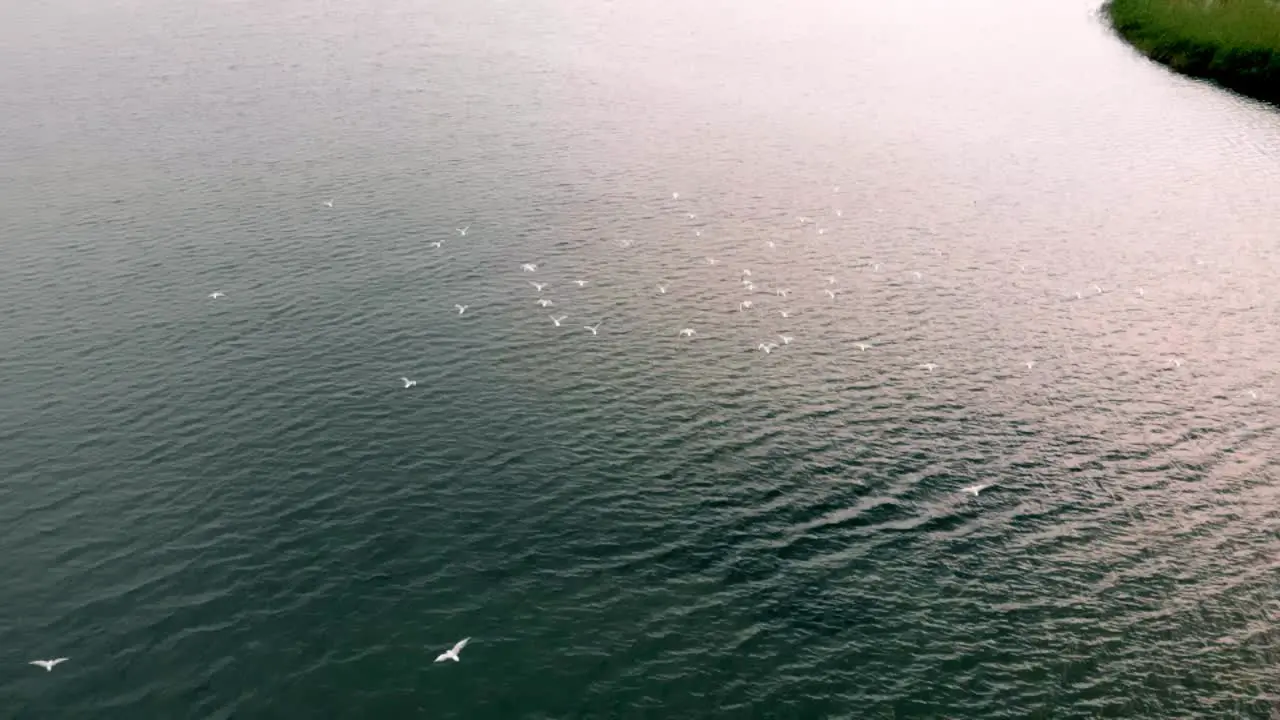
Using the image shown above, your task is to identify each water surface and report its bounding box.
[2,0,1279,717]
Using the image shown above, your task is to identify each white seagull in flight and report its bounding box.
[402,377,417,388]
[778,335,794,345]
[550,315,567,327]
[323,199,333,208]
[961,484,991,496]
[537,299,553,307]
[584,323,601,335]
[758,343,778,354]
[455,305,468,315]
[680,328,696,337]
[855,343,871,351]
[530,281,547,292]
[429,241,443,249]
[574,280,588,287]
[208,292,225,299]
[434,638,470,663]
[456,226,469,236]
[521,263,538,272]
[29,659,68,672]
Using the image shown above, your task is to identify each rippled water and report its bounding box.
[2,0,1279,717]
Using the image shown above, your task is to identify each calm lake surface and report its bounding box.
[2,0,1279,717]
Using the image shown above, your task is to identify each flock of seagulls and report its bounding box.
[355,189,1227,506]
[149,182,1261,685]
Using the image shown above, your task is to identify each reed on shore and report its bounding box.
[1106,0,1280,104]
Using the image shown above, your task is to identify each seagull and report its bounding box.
[672,192,680,200]
[550,315,567,327]
[738,300,753,311]
[705,257,716,265]
[758,343,778,354]
[323,199,333,208]
[796,216,812,224]
[1137,287,1145,297]
[766,240,776,248]
[775,288,790,297]
[1075,291,1083,300]
[456,226,469,236]
[742,269,752,277]
[778,335,794,345]
[574,280,588,287]
[680,328,696,337]
[687,213,696,219]
[537,299,553,307]
[1247,390,1258,399]
[960,484,990,496]
[530,281,547,292]
[912,271,922,280]
[833,185,841,193]
[855,343,871,351]
[744,282,755,291]
[584,323,601,335]
[694,230,702,237]
[817,228,827,235]
[1169,358,1182,368]
[434,638,470,663]
[429,241,443,248]
[1093,284,1103,294]
[657,284,667,294]
[826,276,836,284]
[835,209,843,217]
[29,659,67,672]
[873,263,881,272]
[455,305,468,315]
[920,363,937,372]
[1025,360,1035,369]
[779,310,792,318]
[521,263,537,272]
[401,377,417,388]
[208,292,225,299]
[824,289,837,299]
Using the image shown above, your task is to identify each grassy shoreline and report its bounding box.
[1105,0,1280,104]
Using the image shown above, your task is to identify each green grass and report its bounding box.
[1106,0,1280,103]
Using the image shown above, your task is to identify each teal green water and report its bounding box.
[3,0,1280,717]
